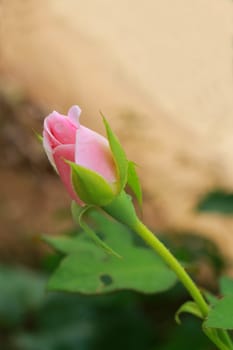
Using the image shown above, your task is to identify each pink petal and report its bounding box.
[68,105,81,127]
[75,126,116,182]
[53,144,82,204]
[44,111,63,148]
[44,111,77,146]
[43,130,57,170]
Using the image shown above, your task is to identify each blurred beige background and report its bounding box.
[1,0,233,263]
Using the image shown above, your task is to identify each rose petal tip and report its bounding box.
[68,105,82,126]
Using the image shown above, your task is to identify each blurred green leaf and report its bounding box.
[0,265,45,327]
[15,293,96,350]
[102,116,128,192]
[0,262,211,350]
[15,292,155,350]
[197,190,233,214]
[157,318,212,350]
[47,212,176,294]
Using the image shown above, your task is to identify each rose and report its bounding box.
[43,105,117,204]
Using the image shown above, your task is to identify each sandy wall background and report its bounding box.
[0,0,233,263]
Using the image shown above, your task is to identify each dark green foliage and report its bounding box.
[197,190,233,215]
[0,265,213,350]
[0,265,45,328]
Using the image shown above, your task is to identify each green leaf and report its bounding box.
[204,276,233,329]
[205,295,233,329]
[68,161,115,206]
[102,115,128,192]
[197,190,233,215]
[204,291,218,307]
[43,234,102,256]
[127,161,142,205]
[47,212,176,294]
[220,276,233,296]
[175,301,204,324]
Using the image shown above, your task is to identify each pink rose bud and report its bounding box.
[43,106,117,204]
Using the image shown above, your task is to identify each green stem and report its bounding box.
[133,219,233,350]
[103,192,233,349]
[203,328,232,350]
[134,219,209,317]
[217,330,233,350]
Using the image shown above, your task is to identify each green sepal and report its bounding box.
[72,202,121,258]
[67,161,115,206]
[102,115,128,192]
[127,161,142,206]
[71,200,83,223]
[175,301,204,325]
[33,129,43,143]
[103,190,138,229]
